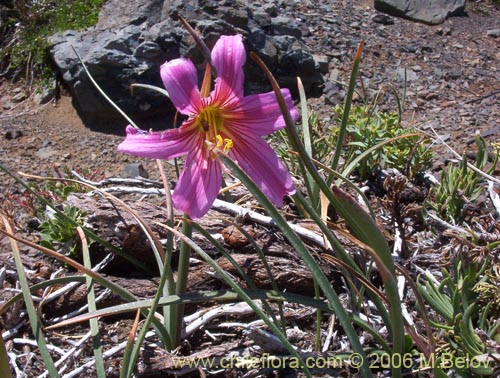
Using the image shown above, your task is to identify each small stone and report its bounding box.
[36,147,57,160]
[262,3,277,16]
[329,68,340,82]
[486,29,500,38]
[4,129,23,140]
[2,98,13,110]
[12,91,27,103]
[400,45,417,53]
[425,92,439,101]
[436,27,451,36]
[372,13,394,25]
[271,16,302,38]
[120,163,149,179]
[396,67,418,82]
[34,86,55,105]
[221,225,257,248]
[447,70,462,80]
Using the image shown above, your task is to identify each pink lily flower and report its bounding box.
[118,34,298,218]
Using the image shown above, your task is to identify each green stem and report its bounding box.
[328,41,364,182]
[174,217,193,346]
[314,278,322,352]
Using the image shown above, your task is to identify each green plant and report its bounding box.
[39,205,87,259]
[330,105,433,180]
[418,257,499,377]
[0,0,103,81]
[427,135,498,224]
[276,105,433,185]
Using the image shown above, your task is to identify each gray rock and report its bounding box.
[121,163,149,179]
[374,0,466,25]
[48,0,323,132]
[36,147,57,160]
[271,16,302,38]
[396,67,418,81]
[486,29,500,38]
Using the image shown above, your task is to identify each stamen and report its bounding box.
[222,138,233,152]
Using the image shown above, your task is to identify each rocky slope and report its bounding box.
[1,0,499,209]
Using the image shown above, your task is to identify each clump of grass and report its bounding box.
[0,0,103,82]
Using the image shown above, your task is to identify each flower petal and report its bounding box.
[228,136,295,206]
[160,58,202,114]
[212,35,246,100]
[173,150,222,218]
[225,88,299,136]
[117,125,200,160]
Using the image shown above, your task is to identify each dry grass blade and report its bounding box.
[1,216,59,377]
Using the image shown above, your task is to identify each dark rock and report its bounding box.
[446,70,463,80]
[436,26,452,36]
[49,0,323,133]
[372,13,395,25]
[4,129,23,140]
[374,0,466,25]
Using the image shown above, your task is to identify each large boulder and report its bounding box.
[374,0,466,25]
[49,0,323,133]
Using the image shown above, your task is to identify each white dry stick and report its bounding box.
[71,171,163,188]
[2,319,26,341]
[41,253,114,307]
[69,170,327,247]
[47,289,111,325]
[0,267,6,287]
[77,185,327,248]
[12,338,65,356]
[39,331,93,378]
[488,181,500,215]
[61,331,156,378]
[322,314,336,353]
[7,352,24,378]
[429,125,500,185]
[183,302,257,338]
[0,97,55,120]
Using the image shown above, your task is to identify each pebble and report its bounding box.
[4,129,23,140]
[372,13,394,25]
[120,163,149,179]
[486,29,500,38]
[12,92,27,103]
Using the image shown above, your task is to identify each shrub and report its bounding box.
[0,0,103,81]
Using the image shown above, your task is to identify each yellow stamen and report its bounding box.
[222,137,233,152]
[215,135,233,153]
[195,104,233,158]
